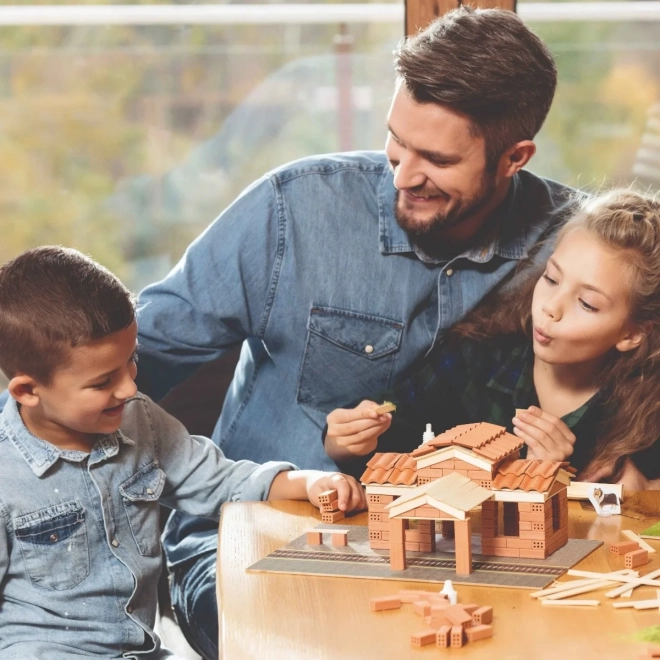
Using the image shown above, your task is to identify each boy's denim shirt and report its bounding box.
[0,395,293,659]
[134,151,578,567]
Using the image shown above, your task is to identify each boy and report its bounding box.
[0,246,365,659]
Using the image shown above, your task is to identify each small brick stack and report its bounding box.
[369,589,493,649]
[318,489,344,523]
[610,540,649,569]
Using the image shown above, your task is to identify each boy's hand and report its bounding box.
[512,406,576,462]
[306,472,367,513]
[325,400,392,460]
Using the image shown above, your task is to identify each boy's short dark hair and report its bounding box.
[394,6,557,169]
[0,246,135,384]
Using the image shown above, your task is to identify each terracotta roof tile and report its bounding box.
[411,445,437,458]
[360,453,418,485]
[492,459,564,492]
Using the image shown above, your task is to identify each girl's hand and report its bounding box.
[306,472,367,512]
[325,400,392,461]
[512,406,576,462]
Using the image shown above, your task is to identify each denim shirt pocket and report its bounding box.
[297,306,404,412]
[13,500,89,591]
[119,462,166,557]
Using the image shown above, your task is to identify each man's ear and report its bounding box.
[496,140,536,178]
[615,325,645,353]
[8,375,41,407]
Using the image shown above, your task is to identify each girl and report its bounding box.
[325,189,660,489]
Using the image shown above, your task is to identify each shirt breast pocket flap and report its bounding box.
[119,462,166,557]
[14,500,90,591]
[298,306,404,411]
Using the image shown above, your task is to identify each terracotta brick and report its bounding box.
[506,538,534,549]
[318,489,338,504]
[320,501,339,513]
[399,590,433,603]
[519,548,547,559]
[405,542,421,552]
[369,539,390,550]
[321,510,344,524]
[413,506,443,518]
[519,511,552,523]
[436,625,452,648]
[369,512,383,523]
[625,549,649,568]
[450,625,465,648]
[472,606,493,625]
[481,546,494,555]
[369,596,401,611]
[493,547,520,558]
[469,470,491,479]
[610,541,639,555]
[306,530,323,545]
[519,521,533,531]
[517,502,532,512]
[331,531,348,547]
[466,624,493,642]
[412,600,432,616]
[461,604,479,615]
[411,630,437,647]
[444,605,473,627]
[368,530,382,541]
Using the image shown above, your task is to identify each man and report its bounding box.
[135,8,576,658]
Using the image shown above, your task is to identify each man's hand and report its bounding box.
[512,406,576,462]
[305,472,367,513]
[325,400,392,462]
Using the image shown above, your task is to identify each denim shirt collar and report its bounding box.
[1,398,134,477]
[378,170,527,264]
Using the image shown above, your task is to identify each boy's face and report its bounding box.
[23,322,138,447]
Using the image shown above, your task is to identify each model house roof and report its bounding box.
[410,422,524,463]
[385,472,493,520]
[360,453,417,486]
[492,459,572,493]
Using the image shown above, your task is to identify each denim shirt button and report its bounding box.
[446,268,454,277]
[364,345,374,354]
[126,605,133,614]
[146,488,154,495]
[111,539,120,547]
[50,533,58,543]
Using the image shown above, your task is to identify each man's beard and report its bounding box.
[394,171,497,255]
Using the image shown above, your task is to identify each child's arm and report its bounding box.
[0,504,8,596]
[324,400,393,462]
[268,470,366,512]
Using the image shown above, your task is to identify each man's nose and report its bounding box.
[391,152,427,191]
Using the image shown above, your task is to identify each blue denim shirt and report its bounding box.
[0,395,291,659]
[135,151,577,565]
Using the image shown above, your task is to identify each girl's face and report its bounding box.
[531,229,643,367]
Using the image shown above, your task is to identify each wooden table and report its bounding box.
[218,492,660,659]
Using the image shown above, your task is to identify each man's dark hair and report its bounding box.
[0,246,135,383]
[394,7,557,169]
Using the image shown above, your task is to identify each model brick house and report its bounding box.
[360,422,573,574]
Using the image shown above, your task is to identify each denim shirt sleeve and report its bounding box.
[0,497,9,590]
[139,396,295,519]
[135,175,282,400]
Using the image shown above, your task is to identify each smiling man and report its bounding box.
[133,7,578,659]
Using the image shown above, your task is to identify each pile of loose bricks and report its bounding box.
[318,489,345,523]
[369,590,493,649]
[610,540,649,569]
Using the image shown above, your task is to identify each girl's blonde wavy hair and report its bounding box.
[451,189,660,479]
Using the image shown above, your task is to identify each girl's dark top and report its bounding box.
[326,335,660,481]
